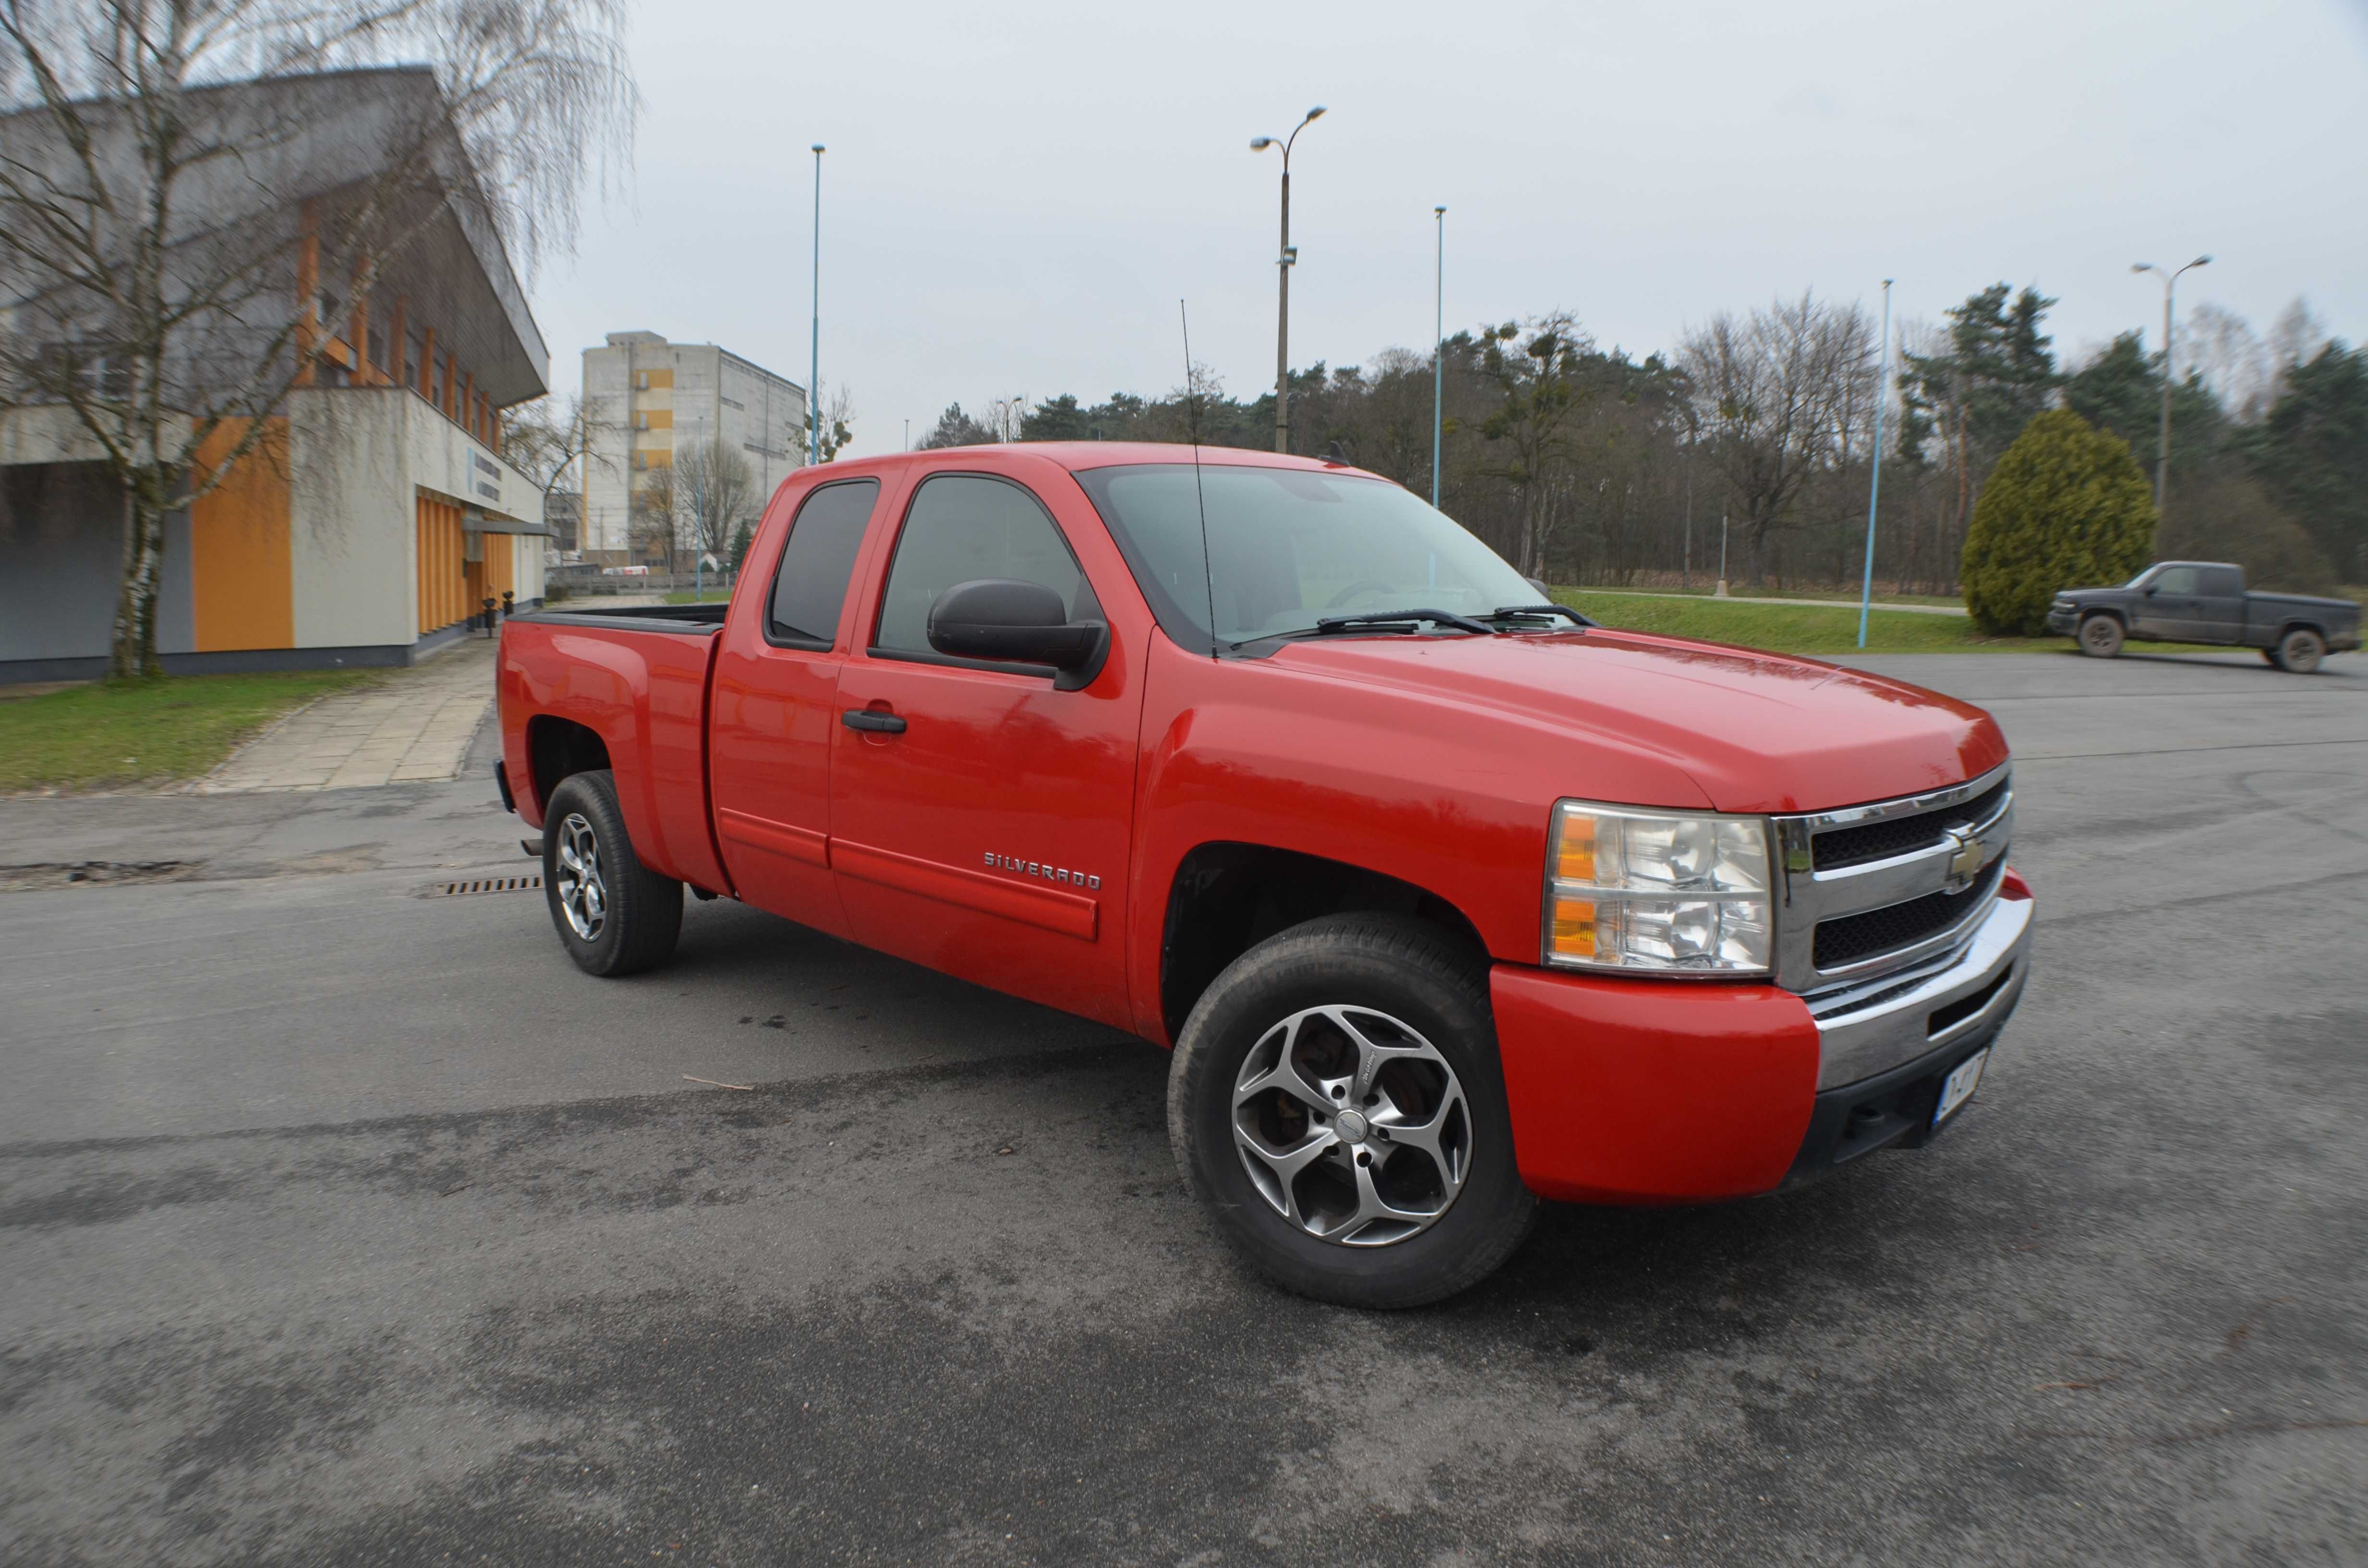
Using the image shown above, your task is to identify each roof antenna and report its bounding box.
[1180,300,1218,658]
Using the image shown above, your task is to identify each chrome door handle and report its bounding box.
[841,709,906,734]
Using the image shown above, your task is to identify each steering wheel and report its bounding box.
[1324,581,1398,611]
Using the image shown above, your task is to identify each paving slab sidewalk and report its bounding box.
[196,636,498,793]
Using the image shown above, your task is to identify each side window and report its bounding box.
[873,475,1085,656]
[2153,565,2199,595]
[767,479,879,647]
[2198,566,2243,598]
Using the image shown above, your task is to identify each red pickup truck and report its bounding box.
[496,443,2032,1307]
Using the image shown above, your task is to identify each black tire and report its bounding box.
[2077,614,2124,658]
[541,769,682,977]
[1167,913,1537,1309]
[2274,627,2324,674]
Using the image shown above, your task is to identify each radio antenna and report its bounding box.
[1180,299,1218,658]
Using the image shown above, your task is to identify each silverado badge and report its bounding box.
[1941,829,1986,895]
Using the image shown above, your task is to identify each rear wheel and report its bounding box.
[2077,614,2124,658]
[1167,913,1536,1309]
[2273,627,2324,674]
[541,769,682,976]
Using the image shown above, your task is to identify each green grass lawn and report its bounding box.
[662,588,733,605]
[0,670,379,793]
[1571,583,1969,609]
[1551,588,2224,657]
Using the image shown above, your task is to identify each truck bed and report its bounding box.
[518,600,729,632]
[2245,592,2362,647]
[498,605,732,895]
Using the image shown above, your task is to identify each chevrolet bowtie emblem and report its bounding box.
[1941,829,1986,894]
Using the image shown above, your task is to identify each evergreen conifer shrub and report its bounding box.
[1962,409,2157,635]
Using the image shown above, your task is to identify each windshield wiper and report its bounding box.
[1486,603,1597,628]
[1309,608,1498,637]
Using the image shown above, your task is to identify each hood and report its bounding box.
[1267,628,2007,815]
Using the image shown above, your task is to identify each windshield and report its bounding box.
[1072,464,1538,648]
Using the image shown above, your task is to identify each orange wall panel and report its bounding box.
[485,535,516,600]
[190,420,295,652]
[416,495,470,633]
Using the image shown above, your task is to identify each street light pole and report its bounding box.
[809,143,825,466]
[1857,278,1893,650]
[2131,255,2210,520]
[1251,107,1324,454]
[1432,205,1445,507]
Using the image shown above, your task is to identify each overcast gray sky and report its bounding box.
[530,0,2368,457]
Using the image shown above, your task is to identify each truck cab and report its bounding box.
[496,443,2034,1307]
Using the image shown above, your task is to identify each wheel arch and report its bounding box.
[1158,841,1492,1045]
[524,714,613,817]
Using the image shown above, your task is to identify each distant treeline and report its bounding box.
[918,289,2367,594]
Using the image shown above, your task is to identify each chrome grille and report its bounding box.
[1813,777,2010,870]
[1771,762,2012,992]
[1813,862,2004,968]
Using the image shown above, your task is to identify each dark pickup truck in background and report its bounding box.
[2048,561,2361,672]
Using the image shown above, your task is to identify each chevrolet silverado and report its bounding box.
[495,443,2034,1307]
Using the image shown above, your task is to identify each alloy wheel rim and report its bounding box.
[555,812,607,941]
[1230,1004,1472,1248]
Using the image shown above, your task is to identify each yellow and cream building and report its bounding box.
[0,68,550,683]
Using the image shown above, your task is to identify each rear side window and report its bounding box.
[768,479,879,647]
[872,475,1085,655]
[2198,566,2243,598]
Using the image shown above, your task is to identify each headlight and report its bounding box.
[1543,801,1773,974]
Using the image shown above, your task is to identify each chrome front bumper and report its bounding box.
[1805,893,2034,1090]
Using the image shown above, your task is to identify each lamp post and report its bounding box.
[1857,278,1893,650]
[1431,204,1445,507]
[809,143,825,466]
[1250,107,1325,454]
[2131,255,2209,519]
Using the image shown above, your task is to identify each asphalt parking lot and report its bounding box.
[2,649,2362,1566]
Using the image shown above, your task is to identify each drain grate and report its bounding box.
[437,875,543,896]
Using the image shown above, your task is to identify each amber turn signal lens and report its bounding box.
[1550,895,1596,959]
[1554,814,1596,883]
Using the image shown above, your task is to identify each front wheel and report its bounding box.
[2078,614,2124,658]
[541,769,682,976]
[2272,627,2325,674]
[1167,914,1537,1309]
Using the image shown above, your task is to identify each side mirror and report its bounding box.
[2142,584,2158,597]
[926,578,1110,691]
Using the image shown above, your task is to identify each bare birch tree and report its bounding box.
[0,0,635,675]
[1679,292,1875,584]
[505,391,610,499]
[670,434,752,566]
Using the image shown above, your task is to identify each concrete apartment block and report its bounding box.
[580,332,807,564]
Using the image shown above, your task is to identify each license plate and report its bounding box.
[1933,1049,1988,1127]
